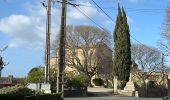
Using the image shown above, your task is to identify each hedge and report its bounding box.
[0,85,34,95]
[65,74,89,90]
[0,93,61,100]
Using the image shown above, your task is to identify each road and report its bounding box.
[65,87,162,100]
[65,97,161,100]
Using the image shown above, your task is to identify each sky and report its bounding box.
[0,0,169,77]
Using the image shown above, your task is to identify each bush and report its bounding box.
[65,74,89,90]
[0,93,61,100]
[107,81,114,88]
[118,81,127,89]
[92,78,103,86]
[0,85,61,100]
[0,85,34,95]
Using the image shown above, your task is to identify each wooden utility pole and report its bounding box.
[45,0,51,83]
[57,0,66,99]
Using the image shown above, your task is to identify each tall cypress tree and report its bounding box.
[113,4,122,78]
[113,4,131,81]
[121,7,131,81]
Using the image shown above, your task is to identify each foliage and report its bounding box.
[50,68,57,93]
[113,4,131,81]
[0,56,5,77]
[0,84,61,99]
[92,78,103,86]
[12,78,27,85]
[0,56,4,69]
[65,74,89,90]
[107,81,114,88]
[0,85,34,95]
[26,66,58,93]
[118,81,127,90]
[0,93,61,100]
[26,66,44,83]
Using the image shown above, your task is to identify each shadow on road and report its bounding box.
[64,91,114,98]
[87,92,114,97]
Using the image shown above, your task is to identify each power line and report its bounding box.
[75,6,108,32]
[73,3,165,14]
[85,1,161,52]
[90,0,114,22]
[58,1,161,53]
[76,3,165,11]
[74,4,143,50]
[130,35,145,46]
[88,1,140,46]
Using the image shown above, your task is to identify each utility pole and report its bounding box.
[57,0,66,99]
[45,0,51,83]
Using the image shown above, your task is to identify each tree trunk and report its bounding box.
[88,76,93,87]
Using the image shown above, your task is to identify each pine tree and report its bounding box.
[113,4,131,81]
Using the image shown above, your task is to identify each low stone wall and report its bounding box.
[118,90,137,97]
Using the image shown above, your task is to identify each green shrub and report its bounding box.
[65,74,89,90]
[0,85,61,100]
[0,94,26,100]
[92,78,103,86]
[118,81,127,89]
[0,85,34,95]
[107,81,114,88]
[0,93,61,100]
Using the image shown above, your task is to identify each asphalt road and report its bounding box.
[65,97,162,100]
[65,87,162,100]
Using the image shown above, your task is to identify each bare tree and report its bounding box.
[66,25,112,85]
[53,25,112,86]
[159,5,170,54]
[0,46,8,78]
[131,44,162,89]
[0,56,4,78]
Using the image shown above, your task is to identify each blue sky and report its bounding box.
[0,0,169,77]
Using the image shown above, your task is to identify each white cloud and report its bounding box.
[67,2,98,21]
[0,14,45,48]
[0,1,112,49]
[0,2,59,49]
[67,1,112,27]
